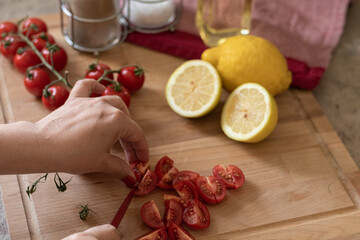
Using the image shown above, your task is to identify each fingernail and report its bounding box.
[122,176,137,188]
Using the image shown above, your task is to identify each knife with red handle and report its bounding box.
[110,188,136,228]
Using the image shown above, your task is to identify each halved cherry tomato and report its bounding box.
[85,63,114,86]
[130,161,150,182]
[13,48,41,73]
[167,222,195,240]
[157,166,178,190]
[117,65,145,93]
[183,199,210,230]
[22,18,47,38]
[41,85,69,111]
[135,227,168,240]
[0,35,27,60]
[140,200,164,229]
[195,176,226,204]
[155,155,174,181]
[24,68,51,97]
[102,84,131,107]
[41,44,67,72]
[164,194,187,210]
[213,164,245,189]
[173,180,198,204]
[32,32,55,51]
[0,21,18,40]
[135,169,157,196]
[172,170,200,186]
[164,199,183,227]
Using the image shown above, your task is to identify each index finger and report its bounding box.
[68,79,105,100]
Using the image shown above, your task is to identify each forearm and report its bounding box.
[0,121,48,174]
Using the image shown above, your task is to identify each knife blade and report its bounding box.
[110,188,136,228]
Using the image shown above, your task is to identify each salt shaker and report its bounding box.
[59,0,127,54]
[122,0,183,33]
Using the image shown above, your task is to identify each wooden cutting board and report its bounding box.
[1,14,360,239]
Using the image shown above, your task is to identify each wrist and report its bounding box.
[0,121,49,174]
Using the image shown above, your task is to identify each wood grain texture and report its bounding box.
[0,14,360,239]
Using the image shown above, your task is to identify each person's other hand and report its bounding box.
[35,79,149,180]
[62,224,120,240]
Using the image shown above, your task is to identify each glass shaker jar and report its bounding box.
[196,0,252,47]
[59,0,127,54]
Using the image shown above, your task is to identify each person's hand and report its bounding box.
[62,224,120,240]
[35,79,149,180]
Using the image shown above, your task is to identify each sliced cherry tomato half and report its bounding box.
[140,200,164,229]
[157,166,179,190]
[164,194,187,210]
[135,227,168,240]
[173,180,198,204]
[164,199,183,227]
[0,21,18,40]
[195,176,226,204]
[213,164,245,189]
[130,161,150,182]
[183,199,210,230]
[172,170,200,186]
[155,155,174,181]
[135,169,157,196]
[167,222,196,240]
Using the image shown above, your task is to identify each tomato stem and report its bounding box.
[26,173,48,199]
[17,29,73,89]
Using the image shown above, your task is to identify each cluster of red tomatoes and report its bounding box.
[84,62,145,108]
[0,18,68,111]
[0,18,145,111]
[129,156,245,240]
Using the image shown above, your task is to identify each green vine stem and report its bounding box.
[17,29,73,89]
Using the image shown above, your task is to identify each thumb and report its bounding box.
[103,154,136,183]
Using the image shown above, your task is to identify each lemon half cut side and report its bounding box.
[166,60,222,118]
[221,83,278,143]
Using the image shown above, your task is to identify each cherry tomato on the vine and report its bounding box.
[22,18,47,38]
[102,84,131,107]
[85,63,114,86]
[0,21,18,40]
[41,85,69,111]
[0,35,27,60]
[13,48,41,73]
[24,68,51,97]
[41,44,67,72]
[32,32,55,51]
[117,65,145,93]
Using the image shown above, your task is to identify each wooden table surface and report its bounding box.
[1,14,360,240]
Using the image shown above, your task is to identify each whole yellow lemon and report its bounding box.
[201,35,292,96]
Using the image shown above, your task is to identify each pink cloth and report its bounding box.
[176,0,351,68]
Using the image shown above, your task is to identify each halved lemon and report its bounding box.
[221,83,278,143]
[166,60,222,118]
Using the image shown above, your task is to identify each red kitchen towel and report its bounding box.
[126,0,351,90]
